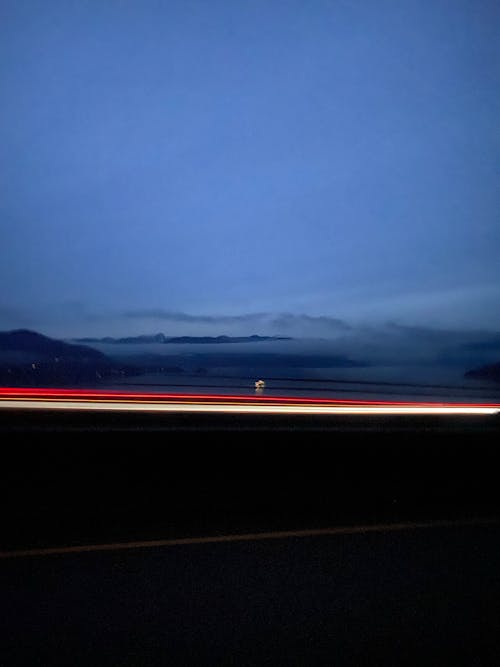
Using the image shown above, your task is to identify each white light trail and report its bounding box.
[0,399,498,415]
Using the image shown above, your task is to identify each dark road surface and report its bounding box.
[2,523,500,666]
[2,403,500,664]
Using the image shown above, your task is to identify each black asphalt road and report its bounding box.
[2,407,500,664]
[2,523,500,666]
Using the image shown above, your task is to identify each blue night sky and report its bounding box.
[1,0,499,338]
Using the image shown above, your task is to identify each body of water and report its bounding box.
[102,366,500,403]
[81,337,500,402]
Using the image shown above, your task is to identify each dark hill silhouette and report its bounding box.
[0,329,108,362]
[0,330,139,386]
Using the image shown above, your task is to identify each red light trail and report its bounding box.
[1,386,499,415]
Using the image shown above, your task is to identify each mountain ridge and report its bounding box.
[0,329,138,386]
[0,329,108,361]
[74,334,293,344]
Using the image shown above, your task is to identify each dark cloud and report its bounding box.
[270,313,352,332]
[329,322,500,368]
[122,309,351,333]
[461,336,500,352]
[122,310,269,325]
